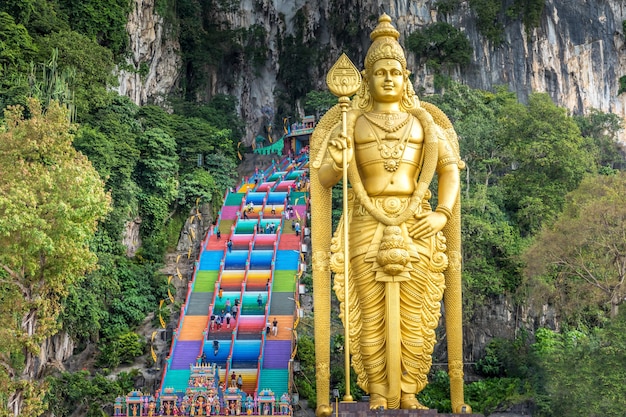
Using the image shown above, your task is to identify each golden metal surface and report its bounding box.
[326,52,362,404]
[310,13,471,415]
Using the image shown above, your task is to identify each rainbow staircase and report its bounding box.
[159,154,309,402]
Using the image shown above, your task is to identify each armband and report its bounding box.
[435,205,453,220]
[437,156,458,170]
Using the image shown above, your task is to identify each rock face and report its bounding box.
[115,0,624,360]
[117,0,181,105]
[118,0,626,144]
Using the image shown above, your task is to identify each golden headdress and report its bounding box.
[364,13,407,71]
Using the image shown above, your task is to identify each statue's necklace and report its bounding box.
[362,112,410,132]
[363,113,412,172]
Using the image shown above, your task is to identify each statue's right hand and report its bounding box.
[328,133,353,167]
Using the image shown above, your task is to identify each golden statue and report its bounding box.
[310,14,470,415]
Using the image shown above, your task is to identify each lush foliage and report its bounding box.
[303,90,337,120]
[524,173,626,322]
[531,313,626,416]
[293,333,317,408]
[435,0,462,15]
[575,108,625,170]
[45,370,137,417]
[407,22,472,73]
[498,93,595,235]
[468,0,546,42]
[469,0,505,43]
[0,3,244,414]
[0,99,110,415]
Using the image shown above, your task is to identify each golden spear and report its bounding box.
[325,53,362,403]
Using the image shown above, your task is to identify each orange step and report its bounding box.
[266,316,294,340]
[179,315,208,341]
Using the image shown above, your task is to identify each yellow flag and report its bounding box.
[190,228,196,240]
[237,142,243,160]
[151,331,158,362]
[177,267,183,280]
[176,254,181,264]
[159,312,166,329]
[168,288,175,304]
[187,247,192,259]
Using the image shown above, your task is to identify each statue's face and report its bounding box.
[368,59,404,104]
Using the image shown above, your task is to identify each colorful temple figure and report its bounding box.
[310,13,470,415]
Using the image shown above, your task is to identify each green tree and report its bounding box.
[57,0,132,56]
[532,315,626,417]
[0,12,38,110]
[498,93,596,235]
[462,187,525,309]
[178,169,218,212]
[0,99,110,416]
[524,173,626,321]
[304,90,337,120]
[575,108,625,170]
[407,22,472,73]
[136,128,179,199]
[135,128,180,261]
[74,95,141,243]
[36,30,117,117]
[469,0,504,43]
[45,370,136,417]
[170,95,243,151]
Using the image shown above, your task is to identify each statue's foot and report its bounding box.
[400,394,427,410]
[369,394,387,410]
[454,403,473,414]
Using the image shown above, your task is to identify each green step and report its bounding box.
[194,271,218,292]
[259,369,289,396]
[272,270,297,292]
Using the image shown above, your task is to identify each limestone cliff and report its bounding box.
[113,0,624,367]
[118,0,626,144]
[117,0,181,105]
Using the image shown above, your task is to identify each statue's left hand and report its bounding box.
[408,211,448,239]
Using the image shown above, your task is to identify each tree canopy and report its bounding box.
[0,99,110,415]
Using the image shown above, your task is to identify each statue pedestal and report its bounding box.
[333,402,485,417]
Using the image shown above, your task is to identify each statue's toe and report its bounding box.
[369,394,387,410]
[400,394,427,410]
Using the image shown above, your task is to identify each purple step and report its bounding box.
[263,340,291,369]
[171,340,202,370]
[221,206,240,218]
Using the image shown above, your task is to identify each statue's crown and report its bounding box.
[365,13,406,70]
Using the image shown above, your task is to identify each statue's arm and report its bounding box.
[436,164,460,214]
[435,133,461,215]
